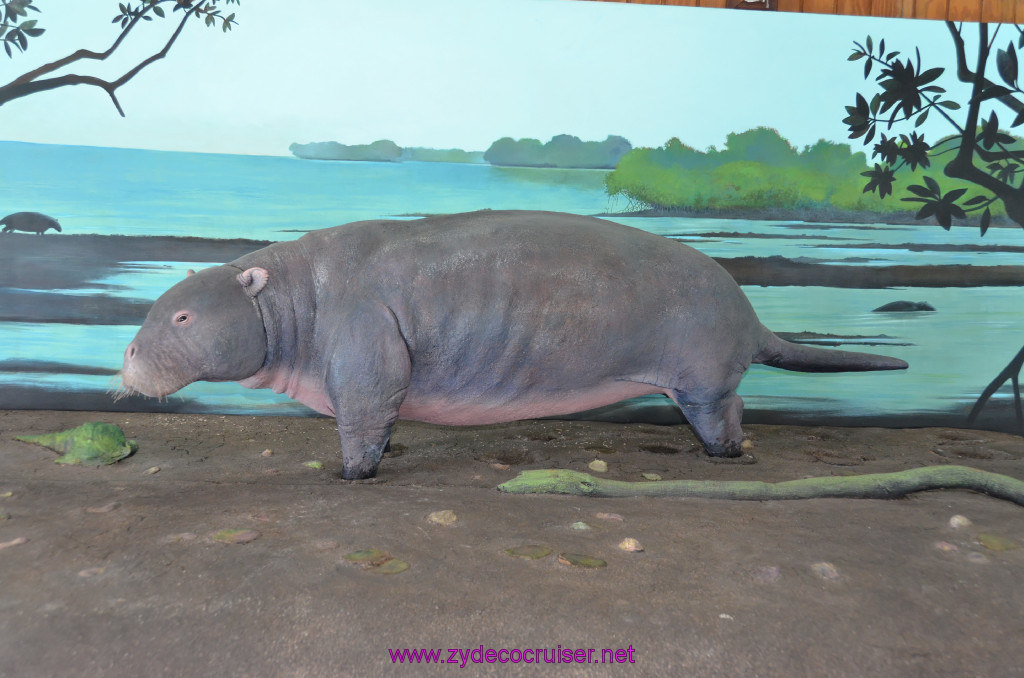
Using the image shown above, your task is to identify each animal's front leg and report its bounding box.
[336,420,396,480]
[328,302,411,480]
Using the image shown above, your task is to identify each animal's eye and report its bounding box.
[173,312,191,325]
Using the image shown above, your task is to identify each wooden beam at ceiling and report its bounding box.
[581,0,1020,23]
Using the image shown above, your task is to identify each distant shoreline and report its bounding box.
[600,205,1020,229]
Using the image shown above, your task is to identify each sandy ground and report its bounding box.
[1,410,1024,677]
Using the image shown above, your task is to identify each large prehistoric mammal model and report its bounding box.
[120,210,907,480]
[0,212,61,234]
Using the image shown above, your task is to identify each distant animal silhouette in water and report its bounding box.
[1,212,62,234]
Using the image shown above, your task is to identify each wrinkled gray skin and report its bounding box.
[122,211,908,479]
[1,212,61,234]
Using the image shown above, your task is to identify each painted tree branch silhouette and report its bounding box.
[0,0,238,116]
[843,22,1024,433]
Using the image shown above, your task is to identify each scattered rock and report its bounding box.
[934,541,958,553]
[162,532,197,544]
[341,548,408,574]
[588,459,608,473]
[504,545,553,560]
[77,567,105,578]
[427,510,458,526]
[0,536,28,550]
[718,613,734,621]
[212,529,260,545]
[641,472,662,481]
[752,565,781,584]
[303,461,324,470]
[85,502,120,514]
[966,551,990,564]
[595,512,623,522]
[977,533,1019,552]
[374,559,410,574]
[261,449,273,457]
[342,548,392,567]
[872,301,935,312]
[811,562,840,581]
[557,552,607,569]
[949,514,972,529]
[143,466,160,475]
[618,538,644,552]
[741,439,754,452]
[0,491,12,499]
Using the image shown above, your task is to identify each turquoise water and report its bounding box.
[2,141,1023,421]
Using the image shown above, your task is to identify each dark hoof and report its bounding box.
[706,453,757,465]
[703,441,743,458]
[340,466,378,481]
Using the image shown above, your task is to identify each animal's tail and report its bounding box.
[753,327,908,373]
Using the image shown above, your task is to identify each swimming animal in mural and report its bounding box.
[120,210,908,479]
[0,212,61,234]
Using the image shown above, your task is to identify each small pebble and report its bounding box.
[427,510,458,526]
[374,559,410,575]
[557,552,607,568]
[741,439,754,451]
[949,514,972,529]
[595,512,623,522]
[143,466,160,475]
[0,491,12,499]
[490,462,510,471]
[588,459,608,473]
[504,545,553,560]
[314,540,340,551]
[811,562,840,581]
[303,461,324,470]
[212,529,260,544]
[342,548,392,566]
[752,565,781,584]
[571,521,591,531]
[85,502,120,514]
[719,613,734,621]
[78,567,105,578]
[934,541,958,553]
[966,551,990,564]
[261,449,273,457]
[641,472,662,481]
[162,532,197,544]
[618,537,644,552]
[977,533,1019,552]
[0,537,28,550]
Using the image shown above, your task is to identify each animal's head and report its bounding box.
[120,266,269,398]
[51,220,61,232]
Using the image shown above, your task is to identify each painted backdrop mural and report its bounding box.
[1,0,1022,432]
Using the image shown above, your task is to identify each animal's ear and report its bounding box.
[186,269,196,277]
[237,267,269,298]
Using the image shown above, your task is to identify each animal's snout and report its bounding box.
[124,342,137,363]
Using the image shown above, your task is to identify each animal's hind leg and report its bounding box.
[671,390,745,458]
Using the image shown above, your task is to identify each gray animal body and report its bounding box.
[121,210,907,479]
[1,212,61,234]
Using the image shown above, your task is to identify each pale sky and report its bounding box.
[0,0,963,156]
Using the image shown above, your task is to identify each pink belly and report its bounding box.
[397,381,666,426]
